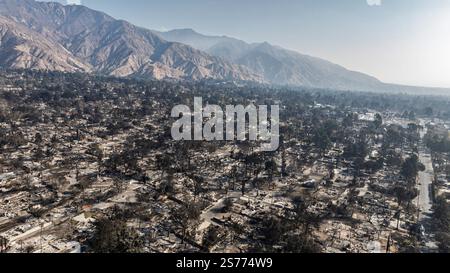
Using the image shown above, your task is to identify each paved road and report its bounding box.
[415,124,438,251]
[416,152,433,221]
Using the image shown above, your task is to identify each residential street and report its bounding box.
[416,125,438,251]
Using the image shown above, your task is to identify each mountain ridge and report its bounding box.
[156,28,386,90]
[156,28,450,95]
[0,0,262,82]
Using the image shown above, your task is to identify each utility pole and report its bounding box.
[40,222,44,253]
[386,234,391,253]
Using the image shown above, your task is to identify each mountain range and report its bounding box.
[0,0,261,82]
[156,29,385,91]
[0,0,449,95]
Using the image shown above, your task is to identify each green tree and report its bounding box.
[91,217,143,253]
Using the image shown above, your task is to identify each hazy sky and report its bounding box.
[51,0,450,88]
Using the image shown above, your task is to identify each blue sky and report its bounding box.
[49,1,450,88]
